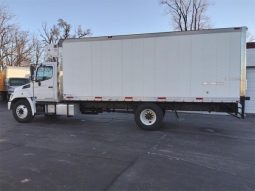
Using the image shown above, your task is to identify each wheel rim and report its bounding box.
[16,105,28,119]
[140,109,157,126]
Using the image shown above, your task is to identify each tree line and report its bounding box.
[0,5,91,68]
[0,0,253,68]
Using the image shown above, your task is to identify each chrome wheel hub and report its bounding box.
[140,109,156,125]
[16,105,28,119]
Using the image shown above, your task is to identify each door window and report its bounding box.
[36,66,53,81]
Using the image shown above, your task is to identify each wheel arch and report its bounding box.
[10,98,36,116]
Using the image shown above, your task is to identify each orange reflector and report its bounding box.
[95,96,102,101]
[158,97,166,99]
[157,97,166,102]
[124,97,133,101]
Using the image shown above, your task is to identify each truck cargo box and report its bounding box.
[61,27,246,103]
[6,66,30,79]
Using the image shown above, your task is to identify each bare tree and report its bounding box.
[40,23,60,44]
[75,25,91,38]
[5,30,34,66]
[40,19,91,45]
[29,36,44,65]
[0,6,14,67]
[0,6,34,67]
[57,19,71,39]
[1,6,91,67]
[161,0,210,31]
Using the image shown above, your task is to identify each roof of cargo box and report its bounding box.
[59,27,247,46]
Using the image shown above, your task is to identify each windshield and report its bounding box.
[9,78,30,86]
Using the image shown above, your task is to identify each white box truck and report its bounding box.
[8,27,247,130]
[5,67,30,100]
[0,66,30,101]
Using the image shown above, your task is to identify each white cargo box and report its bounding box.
[61,27,246,103]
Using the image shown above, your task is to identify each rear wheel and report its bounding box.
[12,100,33,123]
[135,103,163,130]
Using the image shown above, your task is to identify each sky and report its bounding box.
[0,0,254,38]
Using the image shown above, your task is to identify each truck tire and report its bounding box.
[135,103,163,130]
[12,100,33,123]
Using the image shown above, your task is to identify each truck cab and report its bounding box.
[33,63,58,102]
[8,62,59,122]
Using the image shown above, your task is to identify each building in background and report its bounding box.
[246,42,255,114]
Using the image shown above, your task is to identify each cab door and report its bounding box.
[34,65,56,101]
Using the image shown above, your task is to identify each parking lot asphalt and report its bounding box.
[0,102,255,191]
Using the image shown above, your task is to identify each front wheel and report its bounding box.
[135,103,163,130]
[12,100,33,123]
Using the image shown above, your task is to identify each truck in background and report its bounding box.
[5,67,30,100]
[8,27,247,130]
[245,42,255,113]
[6,78,30,100]
[0,67,6,101]
[0,66,30,101]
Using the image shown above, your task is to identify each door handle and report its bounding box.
[48,86,53,88]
